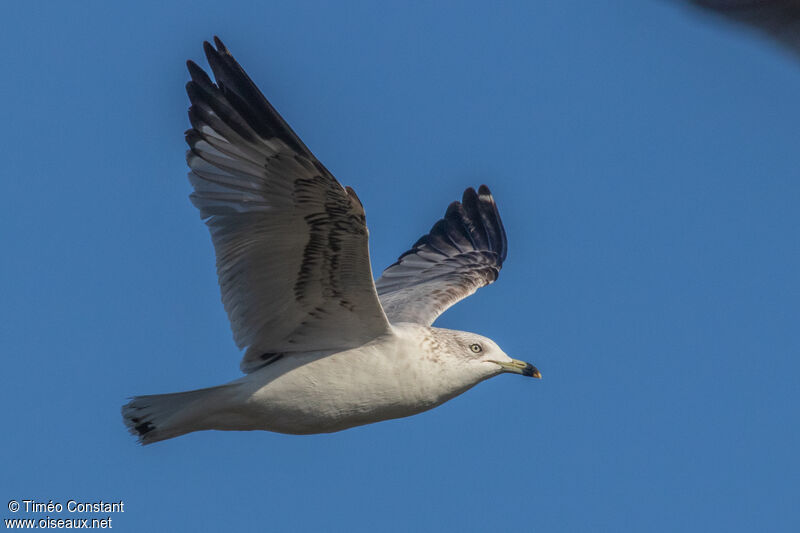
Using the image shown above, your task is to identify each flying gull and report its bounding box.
[122,37,540,445]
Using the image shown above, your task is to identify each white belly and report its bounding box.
[227,329,471,434]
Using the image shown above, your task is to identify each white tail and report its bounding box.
[121,384,240,445]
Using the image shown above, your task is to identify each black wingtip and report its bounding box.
[202,40,217,61]
[478,184,491,196]
[185,80,201,100]
[444,200,463,220]
[461,186,479,206]
[186,60,212,85]
[213,36,228,53]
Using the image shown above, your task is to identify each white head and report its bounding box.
[428,327,541,386]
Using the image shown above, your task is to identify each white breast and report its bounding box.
[231,324,470,434]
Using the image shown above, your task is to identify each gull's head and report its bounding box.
[433,329,541,382]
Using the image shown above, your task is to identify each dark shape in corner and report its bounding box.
[687,0,800,59]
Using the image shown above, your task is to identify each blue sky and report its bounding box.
[2,1,799,531]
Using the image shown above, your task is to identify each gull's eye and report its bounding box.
[469,343,482,353]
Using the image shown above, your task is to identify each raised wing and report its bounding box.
[185,37,391,373]
[690,0,800,57]
[375,186,507,325]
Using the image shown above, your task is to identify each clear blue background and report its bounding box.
[2,1,798,531]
